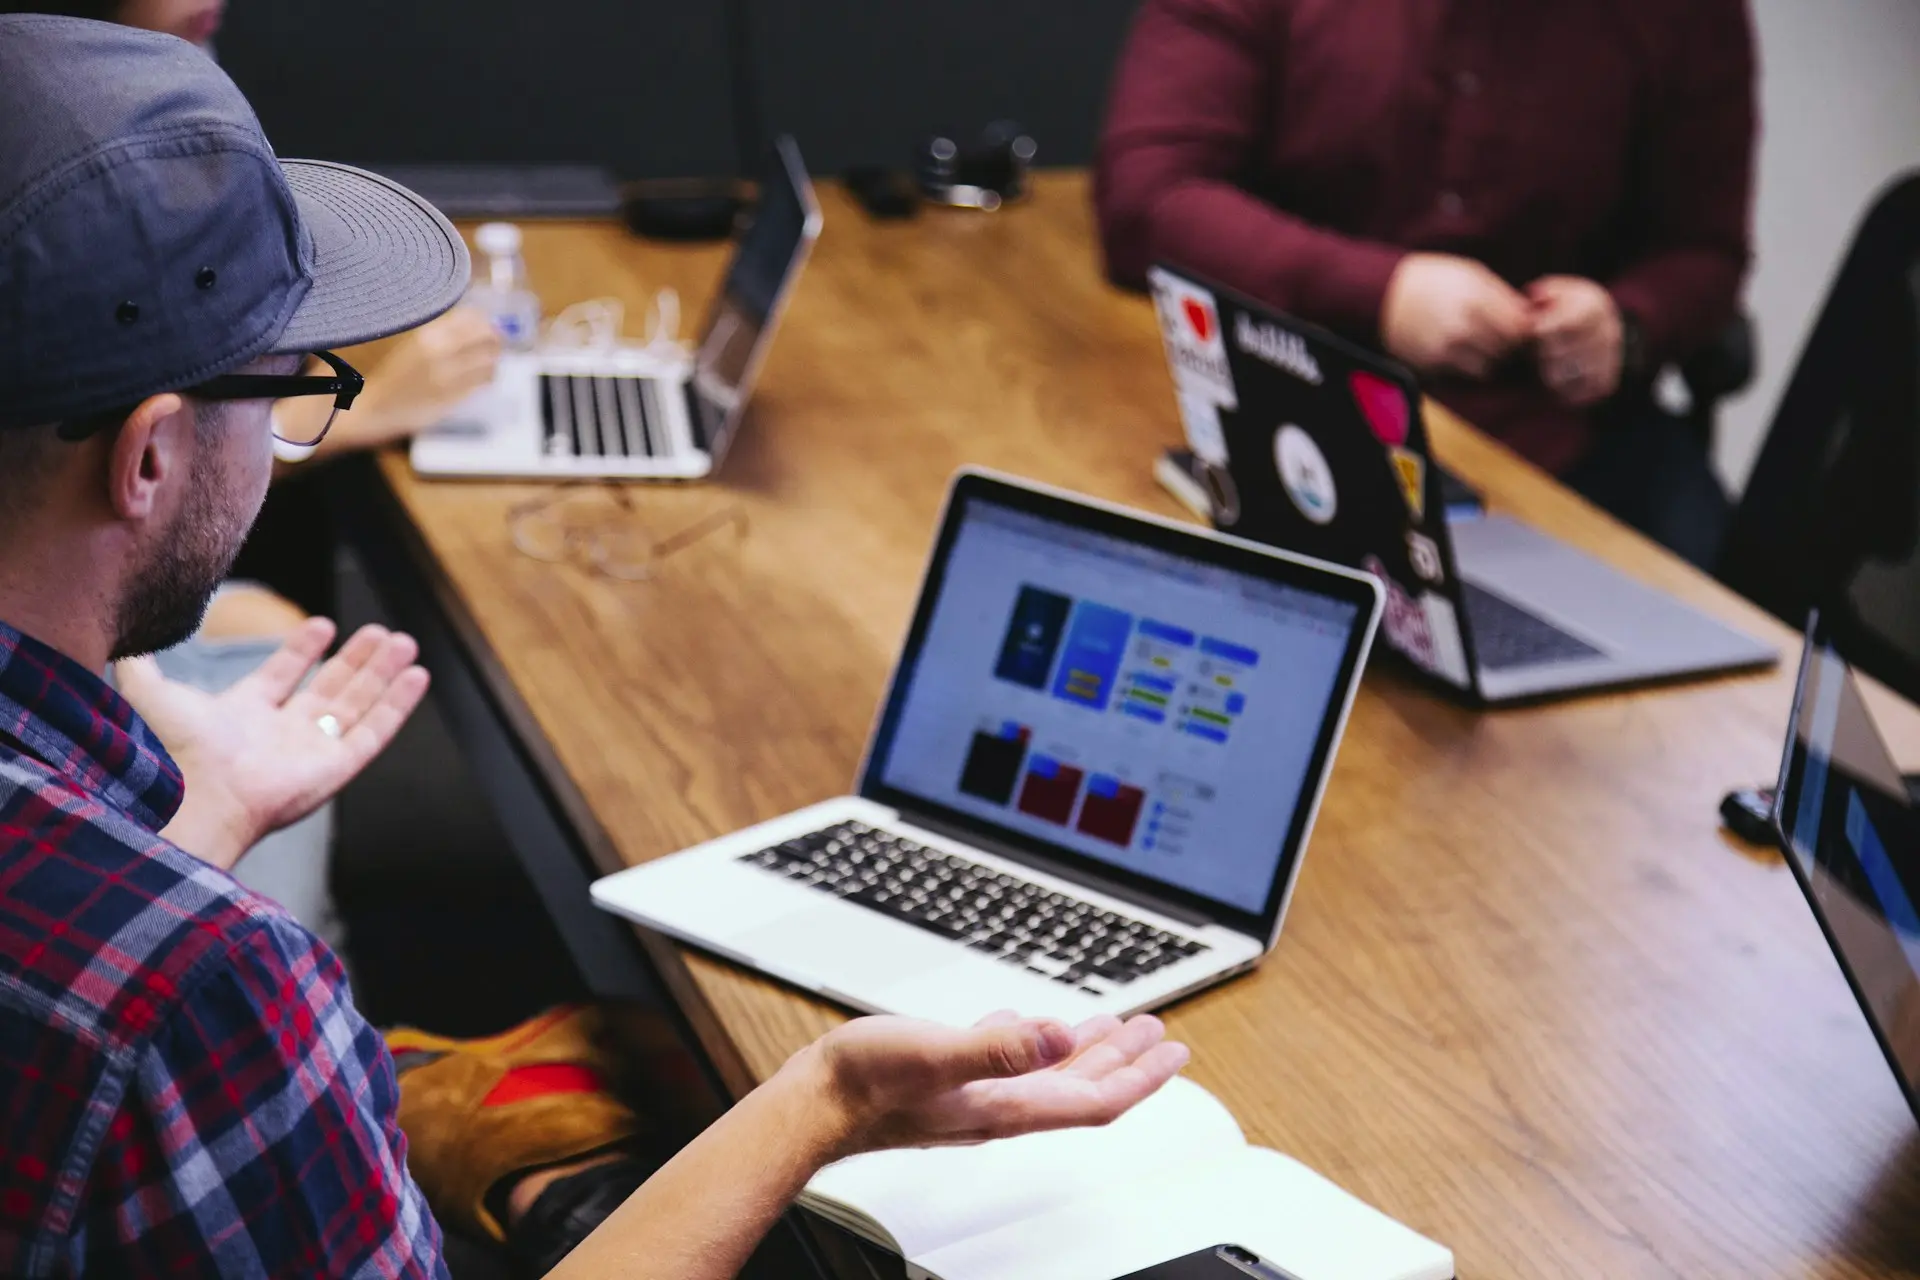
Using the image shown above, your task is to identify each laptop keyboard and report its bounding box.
[1461,580,1604,671]
[736,821,1209,994]
[540,373,672,459]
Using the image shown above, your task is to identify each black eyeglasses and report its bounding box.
[57,350,363,451]
[191,350,364,451]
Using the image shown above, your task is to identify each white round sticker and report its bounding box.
[1274,425,1337,525]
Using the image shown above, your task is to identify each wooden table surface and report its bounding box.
[371,173,1920,1278]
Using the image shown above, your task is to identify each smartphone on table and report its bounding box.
[1114,1244,1304,1279]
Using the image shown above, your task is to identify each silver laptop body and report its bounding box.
[1448,513,1775,702]
[410,135,822,482]
[592,470,1384,1025]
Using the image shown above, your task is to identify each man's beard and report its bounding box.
[109,442,252,661]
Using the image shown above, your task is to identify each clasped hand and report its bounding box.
[117,620,430,871]
[1382,253,1624,406]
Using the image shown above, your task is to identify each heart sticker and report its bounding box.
[1350,370,1410,447]
[1182,298,1213,343]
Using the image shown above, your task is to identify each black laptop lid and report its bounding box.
[688,135,822,465]
[1147,265,1477,693]
[1777,615,1920,1120]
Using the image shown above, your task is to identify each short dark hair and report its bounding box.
[0,424,66,532]
[0,1,123,18]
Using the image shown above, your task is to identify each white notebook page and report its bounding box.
[909,1147,1454,1280]
[802,1076,1243,1258]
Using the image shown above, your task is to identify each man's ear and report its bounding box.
[104,393,189,523]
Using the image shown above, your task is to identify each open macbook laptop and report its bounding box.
[592,470,1383,1025]
[410,135,822,481]
[1776,615,1920,1122]
[1147,264,1775,704]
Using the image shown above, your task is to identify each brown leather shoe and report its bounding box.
[386,1006,645,1242]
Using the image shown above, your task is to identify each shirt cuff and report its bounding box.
[1295,242,1407,346]
[1606,277,1681,368]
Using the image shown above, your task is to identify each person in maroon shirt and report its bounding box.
[1096,0,1757,566]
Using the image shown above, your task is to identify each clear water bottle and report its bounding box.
[467,222,541,350]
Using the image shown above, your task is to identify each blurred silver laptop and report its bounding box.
[410,136,821,481]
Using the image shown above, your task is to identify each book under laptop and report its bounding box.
[1147,264,1776,704]
[409,135,822,481]
[591,470,1383,1024]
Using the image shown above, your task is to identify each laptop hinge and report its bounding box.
[891,806,1217,930]
[684,381,709,452]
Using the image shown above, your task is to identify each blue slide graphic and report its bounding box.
[1138,620,1195,647]
[1847,788,1920,976]
[1200,637,1261,666]
[1051,602,1134,712]
[993,586,1072,690]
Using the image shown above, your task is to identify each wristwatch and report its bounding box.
[1618,307,1649,385]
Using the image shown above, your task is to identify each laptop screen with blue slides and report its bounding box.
[869,493,1364,920]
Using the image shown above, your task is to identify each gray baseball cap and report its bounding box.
[0,14,470,430]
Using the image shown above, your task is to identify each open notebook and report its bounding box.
[800,1078,1453,1280]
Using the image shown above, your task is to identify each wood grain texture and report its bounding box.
[368,172,1920,1278]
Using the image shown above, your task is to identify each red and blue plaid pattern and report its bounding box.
[0,623,443,1278]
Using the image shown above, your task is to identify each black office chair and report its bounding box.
[1560,309,1752,572]
[1679,311,1758,447]
[1716,171,1920,699]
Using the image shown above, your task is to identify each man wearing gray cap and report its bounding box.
[0,15,1187,1279]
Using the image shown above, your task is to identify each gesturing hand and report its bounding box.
[1528,275,1625,407]
[1381,252,1533,379]
[116,620,430,871]
[341,307,504,448]
[802,1010,1190,1160]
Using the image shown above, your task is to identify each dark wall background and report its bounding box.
[752,0,1138,173]
[217,0,1141,178]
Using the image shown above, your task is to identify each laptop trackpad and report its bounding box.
[732,907,957,989]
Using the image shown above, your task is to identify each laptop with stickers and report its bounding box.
[1147,264,1775,704]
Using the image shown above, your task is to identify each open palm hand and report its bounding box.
[812,1010,1190,1159]
[116,619,429,871]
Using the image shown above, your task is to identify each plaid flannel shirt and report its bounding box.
[0,622,444,1278]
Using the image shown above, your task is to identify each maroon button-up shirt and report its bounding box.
[1095,0,1757,474]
